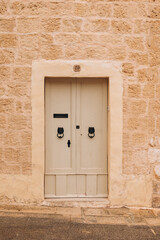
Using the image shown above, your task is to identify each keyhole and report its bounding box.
[67,140,71,148]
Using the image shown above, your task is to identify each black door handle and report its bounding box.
[67,140,71,148]
[57,127,64,138]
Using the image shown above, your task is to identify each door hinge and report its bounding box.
[107,106,110,111]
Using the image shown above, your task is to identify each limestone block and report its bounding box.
[54,34,78,45]
[149,100,160,116]
[65,46,85,60]
[20,131,31,146]
[153,180,160,194]
[22,1,48,16]
[62,19,82,32]
[16,49,39,65]
[132,133,148,147]
[10,1,48,16]
[122,63,134,76]
[130,100,147,115]
[0,162,21,175]
[148,5,160,19]
[0,49,15,64]
[0,0,7,14]
[49,2,74,16]
[128,52,148,65]
[128,84,141,98]
[147,36,160,66]
[113,3,144,19]
[149,137,160,147]
[107,46,126,61]
[4,132,20,146]
[95,3,112,17]
[0,115,6,129]
[149,148,160,163]
[123,149,150,175]
[78,34,99,46]
[111,20,132,34]
[156,85,160,99]
[0,99,14,113]
[154,165,160,178]
[125,37,144,51]
[157,118,160,134]
[40,45,63,60]
[21,161,32,175]
[138,68,158,83]
[113,4,129,18]
[8,83,30,97]
[13,67,31,83]
[150,53,160,67]
[153,196,160,208]
[19,34,39,50]
[99,35,123,47]
[125,176,152,207]
[149,20,160,35]
[41,18,61,32]
[148,36,160,52]
[84,20,110,32]
[85,46,107,59]
[74,3,111,18]
[127,117,146,131]
[0,19,16,32]
[40,34,53,46]
[17,18,40,33]
[16,101,23,113]
[134,20,149,34]
[143,84,155,98]
[0,34,17,48]
[74,3,93,17]
[0,86,5,96]
[8,114,28,130]
[0,66,10,81]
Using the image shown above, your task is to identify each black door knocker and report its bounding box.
[88,127,95,138]
[57,127,64,138]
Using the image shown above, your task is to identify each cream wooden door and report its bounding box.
[76,78,108,196]
[45,78,108,198]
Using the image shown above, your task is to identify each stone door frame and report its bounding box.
[31,60,152,206]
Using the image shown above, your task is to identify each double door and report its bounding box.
[45,78,108,197]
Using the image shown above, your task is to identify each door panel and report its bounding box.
[45,78,76,174]
[77,175,85,195]
[56,175,67,196]
[77,78,107,174]
[45,78,108,198]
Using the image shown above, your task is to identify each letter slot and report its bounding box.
[88,127,95,138]
[57,127,64,138]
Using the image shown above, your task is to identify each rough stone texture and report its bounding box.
[0,0,159,206]
[154,165,160,178]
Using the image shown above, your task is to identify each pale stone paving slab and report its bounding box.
[0,205,160,227]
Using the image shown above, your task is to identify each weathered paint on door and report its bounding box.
[45,78,108,197]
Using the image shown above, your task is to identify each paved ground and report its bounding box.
[0,215,160,240]
[1,203,160,240]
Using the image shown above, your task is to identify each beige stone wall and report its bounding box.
[0,0,159,206]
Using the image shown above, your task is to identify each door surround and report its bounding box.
[32,60,152,206]
[44,77,108,198]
